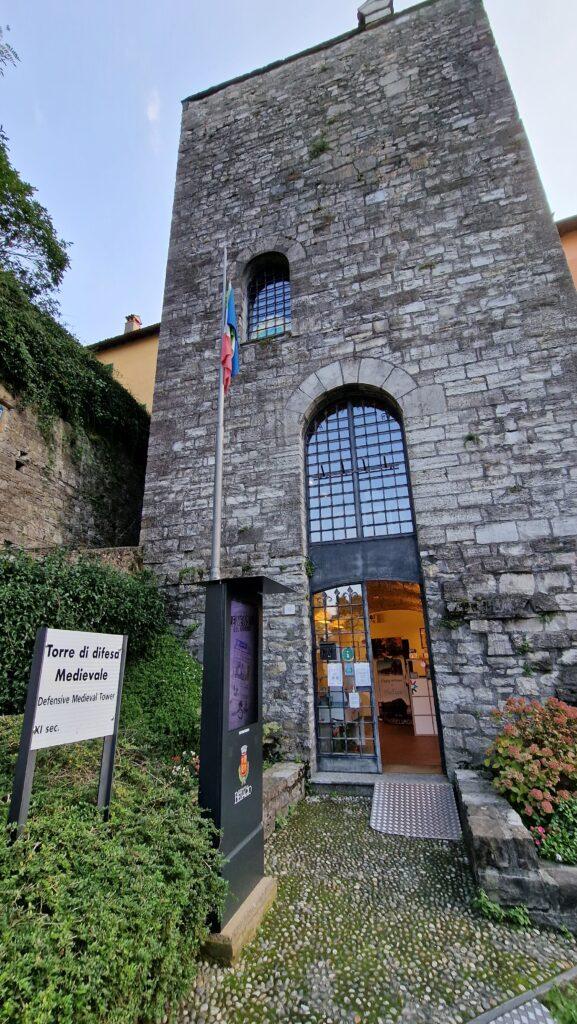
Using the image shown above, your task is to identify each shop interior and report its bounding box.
[367,580,442,772]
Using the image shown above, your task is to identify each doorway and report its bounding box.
[312,579,442,773]
[367,580,442,773]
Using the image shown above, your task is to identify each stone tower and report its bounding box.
[142,0,577,772]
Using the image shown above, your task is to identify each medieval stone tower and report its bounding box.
[142,0,577,774]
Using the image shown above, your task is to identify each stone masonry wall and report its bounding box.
[142,0,577,769]
[0,384,145,550]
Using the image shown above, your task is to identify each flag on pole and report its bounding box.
[221,285,239,395]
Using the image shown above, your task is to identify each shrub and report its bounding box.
[262,721,284,765]
[121,633,202,756]
[485,697,577,825]
[543,983,577,1024]
[0,716,225,1024]
[540,798,577,866]
[0,550,167,714]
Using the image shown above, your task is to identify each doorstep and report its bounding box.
[310,769,451,797]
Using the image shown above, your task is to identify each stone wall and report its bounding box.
[142,0,577,769]
[0,384,145,550]
[455,770,577,934]
[263,762,307,841]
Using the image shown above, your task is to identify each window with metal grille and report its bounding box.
[306,398,414,543]
[247,253,291,340]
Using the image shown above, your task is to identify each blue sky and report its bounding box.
[2,0,576,344]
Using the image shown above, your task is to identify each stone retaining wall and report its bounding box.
[455,769,577,934]
[0,384,145,550]
[263,762,306,841]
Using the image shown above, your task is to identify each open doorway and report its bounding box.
[367,580,442,773]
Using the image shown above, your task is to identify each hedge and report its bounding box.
[0,717,225,1024]
[0,550,168,714]
[121,633,202,755]
[0,269,149,453]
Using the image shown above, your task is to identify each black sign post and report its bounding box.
[199,575,291,933]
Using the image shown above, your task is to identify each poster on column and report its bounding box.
[228,600,258,730]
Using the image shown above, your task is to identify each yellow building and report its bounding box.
[558,216,577,290]
[90,314,160,412]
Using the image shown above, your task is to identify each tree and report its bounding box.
[0,27,69,308]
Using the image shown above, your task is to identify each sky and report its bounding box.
[1,0,576,345]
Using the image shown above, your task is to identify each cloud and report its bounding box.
[146,88,160,124]
[145,88,161,152]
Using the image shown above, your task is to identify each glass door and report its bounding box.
[312,584,380,773]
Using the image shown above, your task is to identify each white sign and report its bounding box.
[31,628,124,750]
[348,691,361,710]
[354,662,372,688]
[327,661,343,689]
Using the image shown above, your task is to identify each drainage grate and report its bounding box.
[370,780,462,841]
[489,999,556,1024]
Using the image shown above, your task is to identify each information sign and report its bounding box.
[341,647,355,662]
[328,661,343,689]
[354,662,372,688]
[8,627,127,834]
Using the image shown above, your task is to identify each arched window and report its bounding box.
[247,253,291,340]
[306,397,414,544]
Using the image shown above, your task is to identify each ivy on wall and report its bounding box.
[0,270,149,454]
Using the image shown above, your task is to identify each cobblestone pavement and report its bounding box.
[181,797,577,1024]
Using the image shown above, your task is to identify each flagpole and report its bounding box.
[210,243,227,581]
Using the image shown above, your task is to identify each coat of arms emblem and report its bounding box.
[238,745,249,785]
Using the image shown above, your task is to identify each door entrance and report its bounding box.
[312,580,442,773]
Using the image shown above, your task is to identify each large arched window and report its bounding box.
[306,397,414,544]
[247,252,291,339]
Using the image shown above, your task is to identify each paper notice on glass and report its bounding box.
[348,690,361,710]
[354,662,372,688]
[327,661,343,689]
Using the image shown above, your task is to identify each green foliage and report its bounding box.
[0,26,18,75]
[0,550,167,715]
[0,138,69,305]
[304,557,315,579]
[544,983,577,1024]
[485,697,577,826]
[540,798,577,866]
[121,633,202,756]
[473,889,532,929]
[0,716,225,1024]
[308,136,330,159]
[0,270,149,447]
[263,721,284,765]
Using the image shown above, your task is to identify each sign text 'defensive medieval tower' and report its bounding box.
[142,0,577,773]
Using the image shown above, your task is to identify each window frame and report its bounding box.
[245,252,291,342]
[305,396,415,546]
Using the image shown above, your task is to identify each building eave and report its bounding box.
[89,322,161,354]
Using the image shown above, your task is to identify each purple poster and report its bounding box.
[228,600,258,731]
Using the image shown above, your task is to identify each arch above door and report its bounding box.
[283,357,447,443]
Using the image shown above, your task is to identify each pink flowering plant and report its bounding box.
[485,697,577,826]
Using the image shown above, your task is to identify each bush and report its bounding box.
[0,269,149,453]
[262,721,284,765]
[0,716,225,1024]
[540,798,577,866]
[485,697,577,825]
[121,633,202,756]
[0,550,167,714]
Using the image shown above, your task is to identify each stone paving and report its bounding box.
[182,797,577,1024]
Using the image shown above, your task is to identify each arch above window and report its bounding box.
[306,396,414,544]
[246,252,291,340]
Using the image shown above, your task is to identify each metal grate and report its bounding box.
[306,399,414,544]
[247,254,291,340]
[312,585,377,758]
